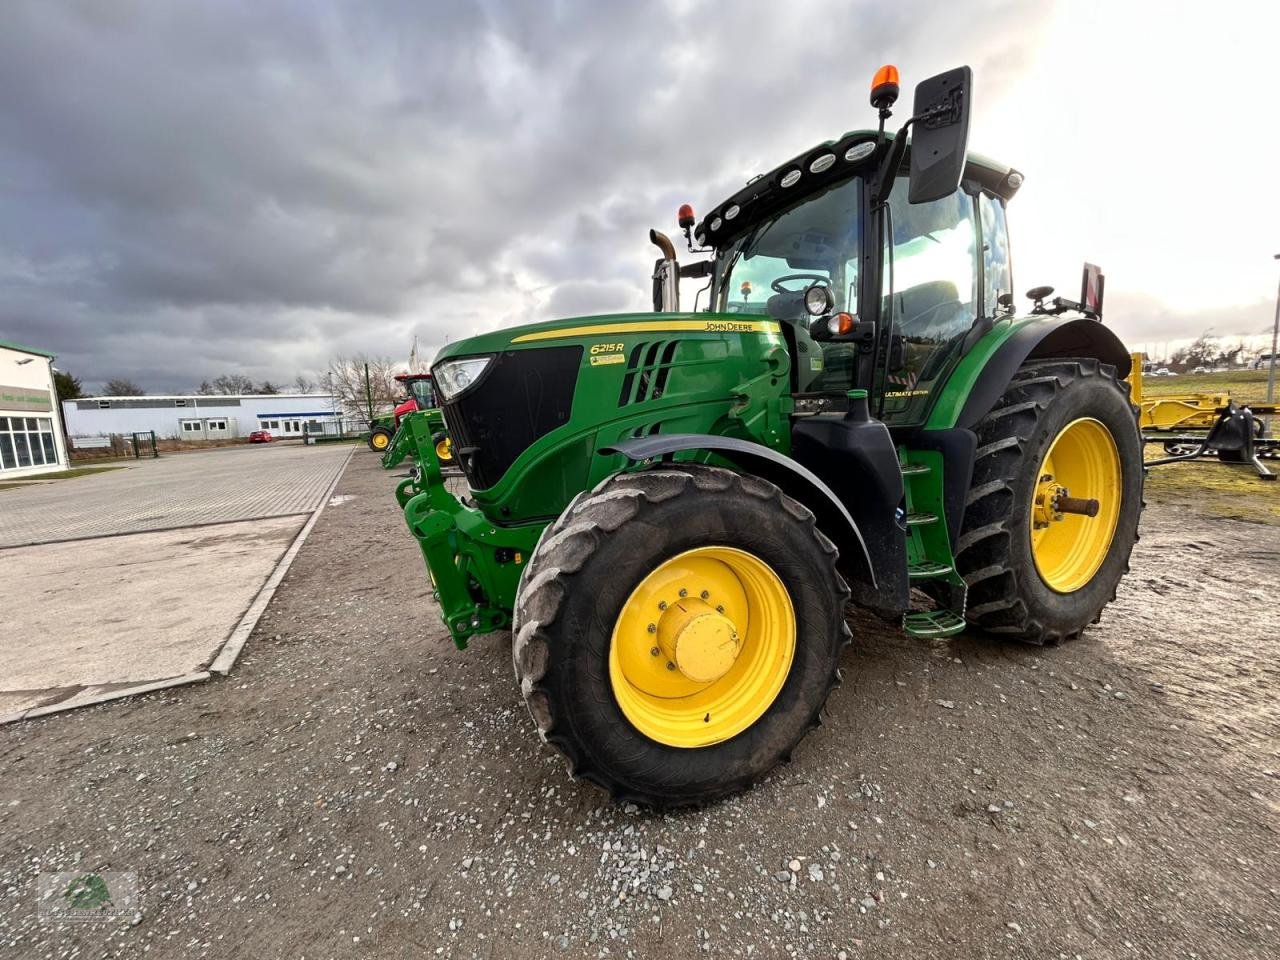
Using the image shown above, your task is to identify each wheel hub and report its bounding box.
[658,598,741,683]
[1028,418,1122,593]
[608,546,796,748]
[1032,475,1068,529]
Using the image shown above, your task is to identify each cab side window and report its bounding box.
[879,178,979,423]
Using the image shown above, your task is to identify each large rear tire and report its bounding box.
[956,358,1142,644]
[512,464,850,808]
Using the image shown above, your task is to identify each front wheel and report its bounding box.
[432,432,454,467]
[512,464,849,808]
[368,428,392,452]
[956,358,1143,644]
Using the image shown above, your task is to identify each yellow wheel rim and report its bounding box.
[608,546,795,748]
[1029,417,1122,593]
[436,437,452,461]
[371,432,390,450]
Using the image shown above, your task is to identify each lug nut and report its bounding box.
[716,605,725,614]
[700,590,710,600]
[658,601,667,611]
[678,588,688,598]
[666,662,676,671]
[650,647,660,657]
[647,623,656,633]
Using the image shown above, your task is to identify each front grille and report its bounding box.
[440,346,582,489]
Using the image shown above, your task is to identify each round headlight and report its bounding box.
[809,153,836,174]
[724,204,740,220]
[845,142,876,162]
[780,169,801,188]
[803,285,833,316]
[695,231,706,246]
[1007,172,1024,189]
[434,356,493,400]
[710,217,723,231]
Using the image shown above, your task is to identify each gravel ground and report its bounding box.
[2,451,1278,959]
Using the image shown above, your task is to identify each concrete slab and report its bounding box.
[0,442,351,548]
[0,515,304,715]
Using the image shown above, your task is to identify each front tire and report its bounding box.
[368,428,392,452]
[956,358,1142,644]
[433,432,454,466]
[512,464,849,808]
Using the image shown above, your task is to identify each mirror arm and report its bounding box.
[871,98,962,208]
[871,118,915,208]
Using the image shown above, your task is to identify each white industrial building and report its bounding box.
[63,393,342,441]
[1,338,70,478]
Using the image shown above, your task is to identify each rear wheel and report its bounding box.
[512,464,849,808]
[368,428,392,452]
[956,359,1142,644]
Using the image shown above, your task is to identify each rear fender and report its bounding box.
[931,316,1131,430]
[600,434,885,609]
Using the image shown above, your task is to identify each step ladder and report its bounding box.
[898,454,967,638]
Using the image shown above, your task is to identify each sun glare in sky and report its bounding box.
[977,0,1280,347]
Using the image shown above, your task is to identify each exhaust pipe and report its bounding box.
[649,229,677,260]
[649,229,679,312]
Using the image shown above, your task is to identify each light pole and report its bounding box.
[1269,253,1280,403]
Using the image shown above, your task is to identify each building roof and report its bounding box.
[85,392,335,402]
[0,338,56,359]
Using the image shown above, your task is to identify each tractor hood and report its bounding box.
[431,312,781,365]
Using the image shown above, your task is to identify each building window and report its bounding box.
[174,399,186,407]
[98,400,110,409]
[0,415,58,472]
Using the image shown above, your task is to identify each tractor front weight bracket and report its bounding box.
[398,414,540,648]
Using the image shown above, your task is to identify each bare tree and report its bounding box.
[209,373,256,394]
[326,355,403,420]
[103,378,145,396]
[196,380,215,396]
[292,374,315,393]
[257,380,281,394]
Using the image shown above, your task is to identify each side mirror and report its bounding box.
[907,66,972,205]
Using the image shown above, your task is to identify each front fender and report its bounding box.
[600,433,884,606]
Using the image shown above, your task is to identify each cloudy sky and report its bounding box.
[2,0,1277,393]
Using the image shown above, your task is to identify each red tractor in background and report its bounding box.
[367,373,453,466]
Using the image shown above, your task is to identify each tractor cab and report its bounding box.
[657,66,1024,431]
[395,373,438,416]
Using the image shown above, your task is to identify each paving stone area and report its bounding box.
[0,443,353,547]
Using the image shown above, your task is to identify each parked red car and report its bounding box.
[248,430,274,443]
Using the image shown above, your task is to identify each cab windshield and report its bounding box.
[409,378,437,409]
[713,176,862,316]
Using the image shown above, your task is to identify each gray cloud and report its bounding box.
[2,0,1067,392]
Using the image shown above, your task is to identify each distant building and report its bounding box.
[63,393,341,441]
[1,339,69,478]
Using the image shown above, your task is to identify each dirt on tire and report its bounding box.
[1,451,1277,959]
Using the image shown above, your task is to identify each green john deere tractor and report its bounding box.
[369,372,454,469]
[394,65,1142,807]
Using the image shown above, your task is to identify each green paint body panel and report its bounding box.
[400,312,794,646]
